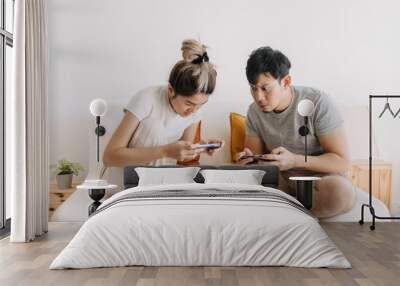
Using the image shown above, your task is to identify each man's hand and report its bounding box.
[235,148,256,165]
[262,146,299,171]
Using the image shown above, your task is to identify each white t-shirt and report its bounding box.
[124,85,201,165]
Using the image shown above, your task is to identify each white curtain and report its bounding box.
[10,0,49,242]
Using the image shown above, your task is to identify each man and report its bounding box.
[237,46,355,218]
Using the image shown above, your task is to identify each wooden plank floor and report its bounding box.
[0,222,399,286]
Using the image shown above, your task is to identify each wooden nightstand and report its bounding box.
[48,181,81,218]
[349,160,392,208]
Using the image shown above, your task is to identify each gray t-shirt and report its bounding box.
[245,86,343,157]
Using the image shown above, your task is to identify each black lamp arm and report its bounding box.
[94,116,106,162]
[304,117,308,162]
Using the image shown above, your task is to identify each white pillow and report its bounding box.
[200,169,266,185]
[135,167,200,186]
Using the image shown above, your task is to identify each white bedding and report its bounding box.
[50,185,391,223]
[50,183,350,269]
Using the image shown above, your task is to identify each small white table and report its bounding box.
[77,182,117,215]
[289,176,321,210]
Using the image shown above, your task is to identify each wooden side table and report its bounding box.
[48,181,80,218]
[348,160,392,208]
[289,176,321,210]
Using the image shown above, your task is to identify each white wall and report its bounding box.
[48,0,400,213]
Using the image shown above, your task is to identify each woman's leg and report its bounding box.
[313,175,356,218]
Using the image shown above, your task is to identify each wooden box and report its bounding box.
[349,160,392,208]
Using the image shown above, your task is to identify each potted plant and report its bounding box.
[53,159,84,189]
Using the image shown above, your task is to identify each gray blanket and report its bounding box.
[91,189,315,218]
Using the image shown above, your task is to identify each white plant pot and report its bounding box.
[56,173,73,189]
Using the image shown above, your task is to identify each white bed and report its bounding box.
[49,103,389,269]
[50,183,351,269]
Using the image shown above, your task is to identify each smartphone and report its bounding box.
[239,154,273,161]
[192,143,222,150]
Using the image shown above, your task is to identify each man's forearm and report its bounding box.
[293,153,350,174]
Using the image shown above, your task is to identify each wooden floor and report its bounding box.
[0,222,399,286]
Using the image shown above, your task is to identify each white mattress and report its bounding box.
[51,185,391,223]
[50,183,350,269]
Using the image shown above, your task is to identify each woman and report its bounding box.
[103,39,221,167]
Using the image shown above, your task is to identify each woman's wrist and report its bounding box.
[159,144,170,159]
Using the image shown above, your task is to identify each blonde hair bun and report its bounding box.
[181,39,208,62]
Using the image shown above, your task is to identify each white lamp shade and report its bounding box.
[297,99,315,117]
[89,99,108,117]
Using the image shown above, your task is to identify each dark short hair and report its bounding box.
[246,47,291,84]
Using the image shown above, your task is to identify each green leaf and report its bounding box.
[53,159,85,176]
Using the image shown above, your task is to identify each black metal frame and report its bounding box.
[0,0,14,232]
[359,95,400,230]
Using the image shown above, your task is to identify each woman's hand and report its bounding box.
[163,141,200,161]
[191,139,224,157]
[235,148,255,165]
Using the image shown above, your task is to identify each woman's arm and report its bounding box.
[102,113,197,167]
[180,122,199,142]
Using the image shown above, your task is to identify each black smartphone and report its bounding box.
[240,154,274,161]
[191,143,222,150]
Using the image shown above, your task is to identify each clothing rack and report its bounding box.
[359,95,400,230]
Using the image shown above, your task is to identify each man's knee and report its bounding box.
[313,175,356,218]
